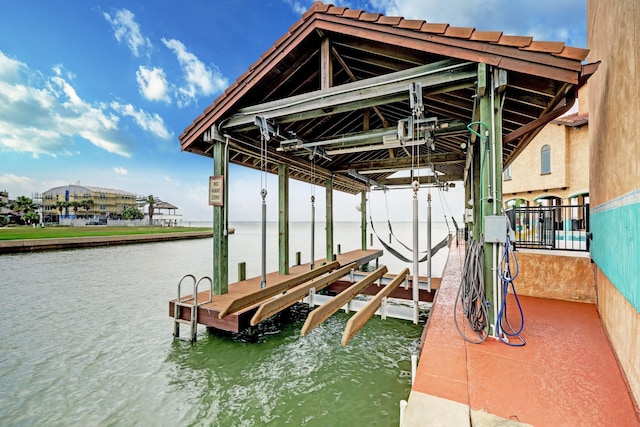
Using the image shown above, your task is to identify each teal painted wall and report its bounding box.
[590,190,640,312]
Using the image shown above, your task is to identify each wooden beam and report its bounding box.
[300,266,388,336]
[320,37,332,89]
[341,268,409,346]
[250,263,358,326]
[218,261,339,319]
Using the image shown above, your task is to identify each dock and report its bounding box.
[402,243,640,426]
[169,249,436,338]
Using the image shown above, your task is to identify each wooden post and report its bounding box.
[213,140,228,295]
[360,190,367,250]
[296,251,301,266]
[320,36,332,90]
[278,164,289,275]
[238,262,246,281]
[325,177,334,262]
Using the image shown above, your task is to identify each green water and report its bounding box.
[0,236,423,426]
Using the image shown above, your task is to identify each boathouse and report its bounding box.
[177,0,594,323]
[170,2,640,424]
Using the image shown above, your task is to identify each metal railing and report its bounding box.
[506,204,590,252]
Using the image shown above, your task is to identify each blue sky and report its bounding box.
[0,1,587,221]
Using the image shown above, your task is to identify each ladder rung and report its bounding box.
[174,318,193,325]
[175,301,194,308]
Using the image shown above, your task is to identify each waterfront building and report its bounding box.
[141,201,183,226]
[503,85,590,209]
[42,184,137,222]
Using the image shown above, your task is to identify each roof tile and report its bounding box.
[495,35,533,47]
[421,23,448,34]
[553,46,590,61]
[342,9,364,19]
[443,26,475,39]
[470,30,503,43]
[360,12,382,22]
[302,1,328,19]
[326,6,348,16]
[396,19,426,30]
[376,16,403,26]
[520,41,565,54]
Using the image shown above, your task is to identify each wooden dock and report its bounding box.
[169,249,384,334]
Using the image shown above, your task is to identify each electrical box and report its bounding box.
[484,215,507,244]
[465,208,474,223]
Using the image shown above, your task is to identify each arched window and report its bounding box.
[541,144,551,174]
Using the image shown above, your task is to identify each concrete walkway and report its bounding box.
[402,243,640,426]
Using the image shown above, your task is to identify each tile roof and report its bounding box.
[303,1,587,61]
[179,1,596,194]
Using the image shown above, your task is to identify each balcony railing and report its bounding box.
[505,204,590,252]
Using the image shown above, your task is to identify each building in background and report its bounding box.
[503,85,589,209]
[42,184,137,222]
[141,201,183,226]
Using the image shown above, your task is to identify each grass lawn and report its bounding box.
[0,226,213,240]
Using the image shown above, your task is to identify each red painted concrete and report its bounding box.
[414,243,640,425]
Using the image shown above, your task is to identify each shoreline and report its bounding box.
[0,231,213,254]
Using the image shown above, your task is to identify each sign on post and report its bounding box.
[209,176,224,206]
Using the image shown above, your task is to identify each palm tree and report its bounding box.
[143,195,160,225]
[81,199,94,218]
[70,201,82,218]
[12,196,37,213]
[55,200,69,222]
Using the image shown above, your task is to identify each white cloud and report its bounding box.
[161,37,228,107]
[110,101,173,140]
[0,52,134,158]
[282,0,310,15]
[114,167,128,175]
[136,66,170,103]
[102,9,152,58]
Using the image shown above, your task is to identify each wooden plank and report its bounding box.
[250,262,359,326]
[341,268,409,347]
[218,261,339,319]
[300,265,388,336]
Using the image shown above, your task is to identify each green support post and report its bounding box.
[360,190,367,250]
[477,63,506,332]
[325,177,334,261]
[278,164,289,275]
[213,141,228,295]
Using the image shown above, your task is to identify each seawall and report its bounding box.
[0,231,213,254]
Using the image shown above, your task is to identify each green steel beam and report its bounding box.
[213,141,228,295]
[278,164,289,275]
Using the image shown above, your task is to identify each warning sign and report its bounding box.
[209,176,224,206]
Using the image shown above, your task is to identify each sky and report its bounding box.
[0,0,587,222]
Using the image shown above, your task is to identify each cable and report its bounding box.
[496,235,526,346]
[454,238,489,344]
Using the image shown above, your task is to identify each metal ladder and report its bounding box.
[173,274,212,343]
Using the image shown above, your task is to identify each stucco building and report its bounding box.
[503,85,589,208]
[588,0,640,405]
[42,184,137,221]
